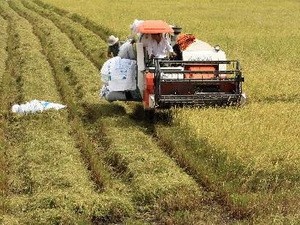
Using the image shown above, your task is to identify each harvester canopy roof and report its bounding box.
[138,20,174,34]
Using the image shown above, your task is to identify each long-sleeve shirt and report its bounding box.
[118,41,136,60]
[146,37,173,58]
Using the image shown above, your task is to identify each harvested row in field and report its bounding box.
[2,1,133,223]
[0,3,59,102]
[0,7,24,105]
[101,115,202,206]
[10,1,101,106]
[33,0,113,40]
[0,2,67,222]
[0,5,62,223]
[9,0,135,222]
[22,0,107,69]
[0,8,26,218]
[83,102,230,224]
[0,14,8,105]
[155,105,300,221]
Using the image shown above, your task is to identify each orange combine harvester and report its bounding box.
[101,20,245,111]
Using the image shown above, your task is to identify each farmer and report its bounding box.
[107,35,120,58]
[170,25,182,46]
[146,33,174,58]
[118,38,137,60]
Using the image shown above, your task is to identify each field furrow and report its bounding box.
[21,0,107,69]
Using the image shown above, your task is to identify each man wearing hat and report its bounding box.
[107,35,120,58]
[170,26,183,60]
[170,25,182,46]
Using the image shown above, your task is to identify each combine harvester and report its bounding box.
[100,20,245,111]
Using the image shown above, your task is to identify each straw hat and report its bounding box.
[107,35,119,46]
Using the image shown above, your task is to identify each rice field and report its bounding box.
[0,0,299,224]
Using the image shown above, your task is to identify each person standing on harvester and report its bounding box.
[147,33,174,58]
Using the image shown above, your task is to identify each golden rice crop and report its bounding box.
[41,0,300,180]
[174,103,299,175]
[155,103,300,216]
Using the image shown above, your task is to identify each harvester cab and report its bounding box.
[100,20,246,110]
